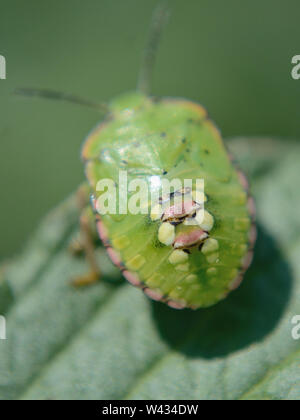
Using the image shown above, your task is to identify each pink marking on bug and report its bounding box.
[96,219,110,246]
[106,247,123,269]
[143,287,164,302]
[229,273,244,291]
[167,300,186,309]
[227,151,236,162]
[246,196,257,251]
[247,196,256,222]
[173,229,208,249]
[241,250,254,272]
[218,291,228,301]
[162,200,197,221]
[123,270,143,288]
[237,169,249,192]
[249,224,257,248]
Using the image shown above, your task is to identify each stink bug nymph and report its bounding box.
[17,4,256,309]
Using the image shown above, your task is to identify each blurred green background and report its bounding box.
[0,0,299,260]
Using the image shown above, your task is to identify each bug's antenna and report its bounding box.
[137,1,170,95]
[14,88,110,113]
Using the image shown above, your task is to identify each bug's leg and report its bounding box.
[70,185,101,287]
[71,209,101,287]
[69,184,93,255]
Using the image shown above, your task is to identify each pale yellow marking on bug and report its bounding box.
[189,284,202,292]
[146,273,164,288]
[112,235,130,250]
[175,263,190,272]
[201,238,219,255]
[229,242,246,257]
[150,204,162,221]
[234,217,250,232]
[206,267,218,277]
[185,274,198,283]
[184,284,203,302]
[235,191,247,205]
[206,252,219,264]
[158,222,175,246]
[168,249,188,265]
[237,244,247,256]
[127,254,146,271]
[196,210,214,231]
[169,286,186,301]
[229,268,239,280]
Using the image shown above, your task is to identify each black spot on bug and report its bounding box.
[102,239,111,248]
[161,132,167,138]
[182,137,187,143]
[162,170,168,175]
[121,160,128,165]
[183,249,191,254]
[170,220,182,226]
[186,148,191,153]
[152,96,162,103]
[198,243,204,251]
[187,118,202,125]
[204,149,210,155]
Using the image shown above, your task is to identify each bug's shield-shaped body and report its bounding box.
[82,92,256,309]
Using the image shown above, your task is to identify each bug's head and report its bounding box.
[109,91,150,115]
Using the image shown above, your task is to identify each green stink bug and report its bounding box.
[18,4,256,310]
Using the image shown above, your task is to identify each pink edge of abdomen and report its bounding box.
[122,270,143,288]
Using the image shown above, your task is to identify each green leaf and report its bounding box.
[0,137,299,400]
